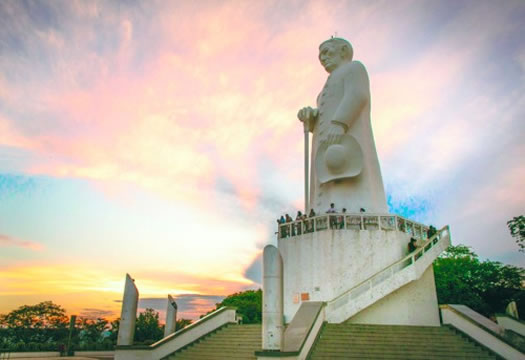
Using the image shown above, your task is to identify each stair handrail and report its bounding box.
[441,304,525,358]
[115,306,237,357]
[328,225,450,307]
[150,306,237,348]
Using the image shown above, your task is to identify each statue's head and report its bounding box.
[318,37,353,73]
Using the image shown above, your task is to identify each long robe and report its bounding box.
[310,60,388,213]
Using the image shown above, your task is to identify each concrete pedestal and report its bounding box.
[278,228,439,325]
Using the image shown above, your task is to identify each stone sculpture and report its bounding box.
[117,273,139,346]
[164,295,178,337]
[298,37,388,213]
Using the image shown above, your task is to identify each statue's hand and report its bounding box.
[323,125,344,145]
[297,107,318,123]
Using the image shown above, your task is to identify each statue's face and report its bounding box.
[319,42,345,73]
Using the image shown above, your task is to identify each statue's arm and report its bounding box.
[331,61,369,131]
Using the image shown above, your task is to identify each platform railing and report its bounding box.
[278,213,430,240]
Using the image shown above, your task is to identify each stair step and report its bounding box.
[309,324,498,360]
[178,350,257,355]
[323,328,452,333]
[172,351,257,359]
[322,331,456,337]
[312,346,490,355]
[166,324,260,359]
[310,355,496,360]
[318,336,470,344]
[172,356,257,360]
[310,347,495,357]
[317,335,471,344]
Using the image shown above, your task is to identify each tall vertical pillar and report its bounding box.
[164,295,178,337]
[262,245,283,350]
[117,273,139,346]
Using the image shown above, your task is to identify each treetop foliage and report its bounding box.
[176,318,193,330]
[508,215,525,252]
[134,308,163,344]
[205,289,262,324]
[0,301,68,329]
[434,245,525,318]
[0,302,192,350]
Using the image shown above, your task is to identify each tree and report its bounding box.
[508,215,525,252]
[0,301,68,329]
[77,317,110,343]
[206,289,262,324]
[134,308,163,344]
[0,301,70,350]
[107,318,120,342]
[176,318,192,331]
[433,245,525,318]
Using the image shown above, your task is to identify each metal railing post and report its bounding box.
[394,216,398,231]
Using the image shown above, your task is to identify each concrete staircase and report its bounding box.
[308,323,499,359]
[166,323,261,359]
[165,322,500,360]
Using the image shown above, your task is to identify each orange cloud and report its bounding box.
[0,262,255,319]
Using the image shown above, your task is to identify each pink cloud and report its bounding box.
[0,1,523,263]
[0,234,44,251]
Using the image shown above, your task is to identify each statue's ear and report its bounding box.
[340,45,348,57]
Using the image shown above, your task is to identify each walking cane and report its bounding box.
[303,118,310,215]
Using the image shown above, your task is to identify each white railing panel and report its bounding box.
[278,213,430,240]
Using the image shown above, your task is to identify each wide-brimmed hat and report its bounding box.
[315,134,363,184]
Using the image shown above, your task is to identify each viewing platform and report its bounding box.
[278,213,430,240]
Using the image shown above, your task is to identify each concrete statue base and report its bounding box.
[278,224,440,326]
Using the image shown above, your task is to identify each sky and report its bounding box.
[0,0,524,322]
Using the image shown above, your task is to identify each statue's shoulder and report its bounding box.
[339,61,369,90]
[341,61,368,77]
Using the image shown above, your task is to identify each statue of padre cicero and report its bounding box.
[297,37,388,214]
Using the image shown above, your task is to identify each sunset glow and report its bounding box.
[1,0,524,320]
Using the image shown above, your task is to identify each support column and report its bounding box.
[117,273,139,346]
[262,245,283,351]
[164,294,178,337]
